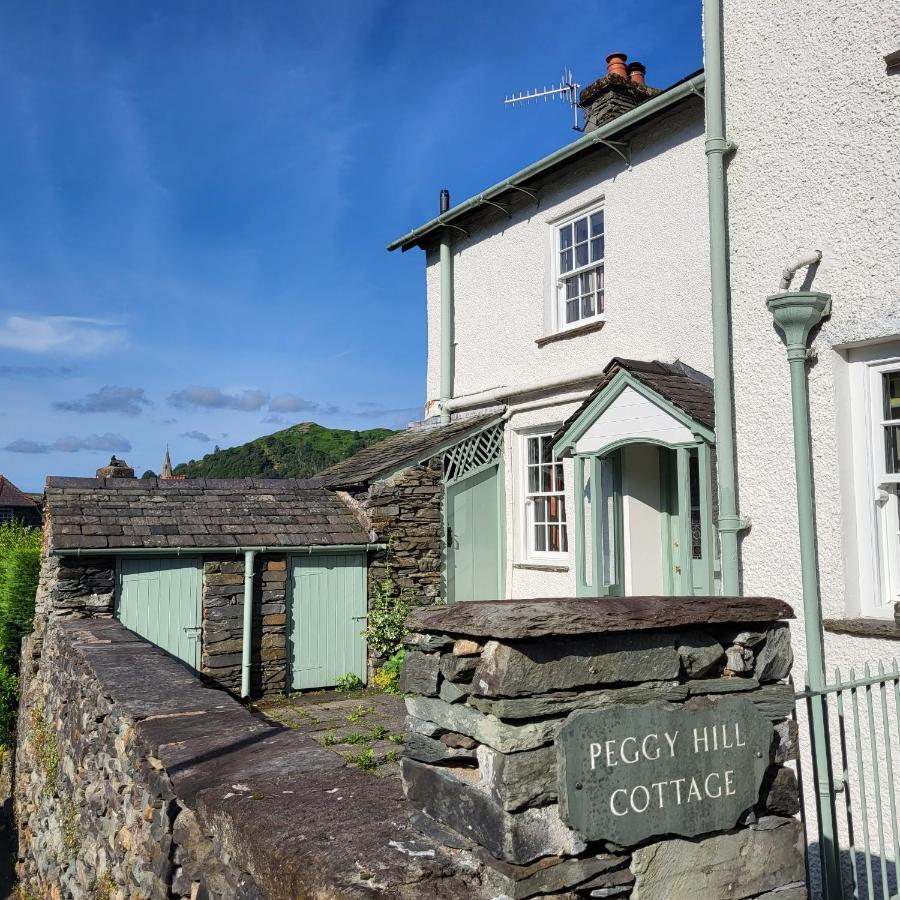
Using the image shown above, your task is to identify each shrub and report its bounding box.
[0,525,41,669]
[0,664,18,746]
[363,540,411,659]
[372,648,406,694]
[335,672,364,693]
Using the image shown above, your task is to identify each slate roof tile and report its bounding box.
[45,477,370,552]
[553,357,715,447]
[318,413,501,489]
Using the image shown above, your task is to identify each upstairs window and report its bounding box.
[523,433,568,557]
[557,208,605,329]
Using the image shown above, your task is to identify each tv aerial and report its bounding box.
[504,68,583,131]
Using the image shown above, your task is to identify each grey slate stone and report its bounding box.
[748,684,796,720]
[399,651,441,696]
[438,679,471,704]
[759,765,800,816]
[401,758,587,865]
[725,644,755,673]
[630,818,805,900]
[772,718,799,764]
[440,654,478,683]
[754,623,794,682]
[406,596,794,641]
[403,732,476,765]
[476,744,556,811]
[468,681,688,720]
[677,630,724,677]
[686,676,760,694]
[479,851,627,899]
[406,632,454,653]
[472,634,680,698]
[405,696,560,752]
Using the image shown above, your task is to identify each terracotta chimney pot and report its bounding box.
[628,62,647,85]
[606,52,628,79]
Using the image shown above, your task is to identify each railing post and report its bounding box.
[767,291,842,899]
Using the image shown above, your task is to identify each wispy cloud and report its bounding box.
[0,316,127,356]
[180,430,211,442]
[169,386,268,412]
[0,364,74,378]
[54,385,150,416]
[4,433,132,454]
[261,414,284,425]
[269,393,339,415]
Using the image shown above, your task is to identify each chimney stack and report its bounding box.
[96,456,135,479]
[579,52,660,133]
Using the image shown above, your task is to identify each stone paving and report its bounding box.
[254,689,406,777]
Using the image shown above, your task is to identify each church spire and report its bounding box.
[161,446,173,479]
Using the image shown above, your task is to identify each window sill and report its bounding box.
[513,562,570,573]
[535,319,605,348]
[823,617,900,641]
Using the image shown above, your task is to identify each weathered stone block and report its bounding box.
[479,851,627,899]
[205,574,243,586]
[772,718,799,764]
[468,682,688,720]
[677,630,724,678]
[473,634,680,698]
[403,732,477,765]
[401,758,586,865]
[725,644,755,673]
[630,818,805,900]
[476,744,556,811]
[399,652,441,697]
[406,633,454,653]
[759,765,800,816]
[406,696,560,753]
[754,623,794,683]
[452,639,482,657]
[440,655,478,683]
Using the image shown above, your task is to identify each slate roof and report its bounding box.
[0,476,40,509]
[44,477,370,552]
[554,358,715,446]
[318,413,501,489]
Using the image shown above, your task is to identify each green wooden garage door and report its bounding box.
[290,553,367,690]
[117,558,202,669]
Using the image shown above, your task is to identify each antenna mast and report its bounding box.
[505,68,582,131]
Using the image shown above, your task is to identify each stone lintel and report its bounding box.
[407,596,794,641]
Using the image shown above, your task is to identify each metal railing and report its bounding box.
[797,661,900,899]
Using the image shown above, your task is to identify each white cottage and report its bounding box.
[362,56,718,604]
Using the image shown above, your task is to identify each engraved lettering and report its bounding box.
[610,789,628,816]
[620,736,639,765]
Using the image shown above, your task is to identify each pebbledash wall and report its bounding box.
[417,100,714,602]
[721,0,900,872]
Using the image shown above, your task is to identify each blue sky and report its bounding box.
[0,0,701,491]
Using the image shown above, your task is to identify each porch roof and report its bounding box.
[552,358,715,453]
[44,476,371,552]
[318,413,501,490]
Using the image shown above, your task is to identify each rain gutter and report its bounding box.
[387,72,706,253]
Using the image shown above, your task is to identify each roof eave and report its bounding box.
[387,70,705,253]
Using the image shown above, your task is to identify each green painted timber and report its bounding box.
[117,558,202,669]
[446,463,502,602]
[289,552,367,691]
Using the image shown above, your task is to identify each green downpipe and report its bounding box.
[241,548,257,699]
[440,232,454,425]
[702,0,744,595]
[768,290,842,899]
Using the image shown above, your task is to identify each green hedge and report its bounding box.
[0,523,41,745]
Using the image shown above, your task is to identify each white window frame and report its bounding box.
[551,202,605,334]
[519,430,569,561]
[848,345,900,617]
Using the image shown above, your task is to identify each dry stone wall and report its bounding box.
[400,597,807,899]
[14,619,475,899]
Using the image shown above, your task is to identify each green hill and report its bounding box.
[172,422,396,480]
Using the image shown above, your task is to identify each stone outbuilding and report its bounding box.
[37,472,376,697]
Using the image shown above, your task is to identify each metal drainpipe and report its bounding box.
[240,548,257,700]
[767,288,842,898]
[702,0,745,595]
[439,189,454,425]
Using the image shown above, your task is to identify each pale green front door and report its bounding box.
[446,464,502,603]
[290,553,367,690]
[117,558,202,669]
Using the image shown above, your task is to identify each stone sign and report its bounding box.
[557,696,772,845]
